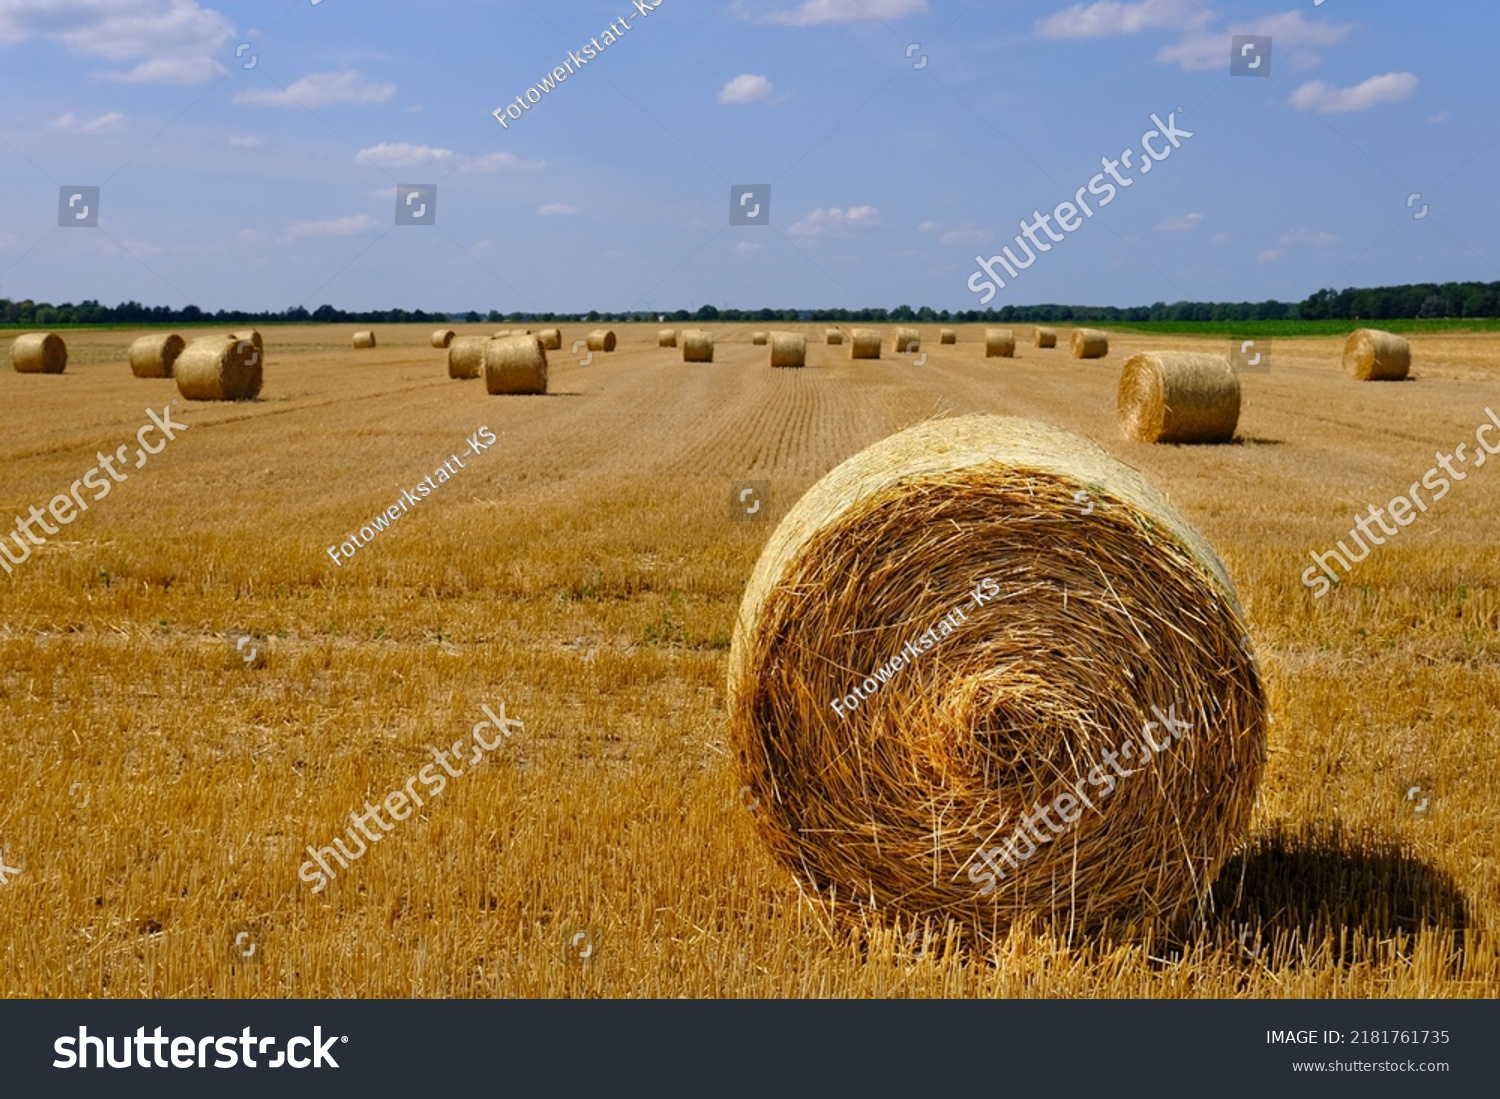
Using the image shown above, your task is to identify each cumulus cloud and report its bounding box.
[1257,227,1338,264]
[461,150,546,173]
[736,241,763,253]
[48,110,125,135]
[729,0,927,26]
[1156,212,1204,232]
[719,74,782,105]
[234,71,395,108]
[938,226,987,246]
[1035,0,1205,40]
[354,142,454,169]
[1156,11,1355,73]
[1289,72,1418,114]
[0,0,234,84]
[537,204,576,216]
[282,214,380,240]
[788,205,878,236]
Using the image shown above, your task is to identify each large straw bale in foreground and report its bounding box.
[586,329,616,353]
[1032,327,1057,349]
[11,333,68,374]
[1342,328,1410,381]
[129,333,185,378]
[485,335,548,395]
[985,329,1015,359]
[1118,351,1241,444]
[849,329,881,360]
[176,335,262,401]
[1071,328,1109,358]
[447,336,488,380]
[769,332,806,368]
[727,415,1265,938]
[682,330,714,363]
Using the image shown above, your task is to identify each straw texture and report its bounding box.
[447,336,487,380]
[769,332,807,368]
[683,330,714,363]
[1342,328,1410,381]
[485,335,548,395]
[176,335,262,401]
[10,333,67,374]
[1117,351,1241,444]
[727,414,1264,940]
[1032,327,1057,349]
[985,329,1015,359]
[1071,329,1109,359]
[129,333,185,378]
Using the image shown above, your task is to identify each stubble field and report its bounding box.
[1,322,1497,998]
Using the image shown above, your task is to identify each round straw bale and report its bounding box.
[352,331,376,349]
[586,329,616,353]
[1032,327,1057,349]
[893,327,920,353]
[849,329,882,360]
[1071,328,1109,359]
[128,333,185,378]
[769,332,806,368]
[485,335,548,395]
[825,329,844,345]
[940,328,957,345]
[431,329,455,349]
[682,330,714,363]
[175,335,262,401]
[537,328,562,351]
[727,414,1265,939]
[658,328,677,348]
[1118,351,1241,444]
[983,329,1015,359]
[447,336,488,380]
[228,329,263,354]
[10,332,67,374]
[1342,328,1410,381]
[751,332,768,346]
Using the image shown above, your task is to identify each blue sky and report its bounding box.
[0,0,1495,314]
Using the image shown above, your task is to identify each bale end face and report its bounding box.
[485,335,548,395]
[11,333,68,374]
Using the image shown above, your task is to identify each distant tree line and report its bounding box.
[4,280,1499,327]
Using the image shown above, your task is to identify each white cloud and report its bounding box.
[1428,111,1450,124]
[0,0,234,84]
[938,226,987,246]
[1257,227,1339,264]
[1035,0,1204,40]
[227,135,264,148]
[1156,212,1203,232]
[1157,11,1356,73]
[461,150,546,173]
[735,241,763,253]
[788,205,879,236]
[1289,72,1418,114]
[233,71,395,108]
[719,74,782,105]
[354,142,454,168]
[917,220,940,233]
[235,228,265,242]
[730,0,928,26]
[282,214,380,240]
[1209,232,1230,245]
[537,204,576,216]
[48,110,124,135]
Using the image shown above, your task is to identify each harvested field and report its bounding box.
[0,322,1497,998]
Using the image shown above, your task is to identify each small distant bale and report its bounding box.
[1071,328,1109,359]
[1118,351,1241,444]
[893,327,920,353]
[129,333,185,378]
[447,336,488,380]
[850,329,882,360]
[586,329,616,353]
[431,329,455,349]
[751,332,768,346]
[939,329,957,345]
[1032,327,1057,349]
[658,328,677,347]
[10,332,67,374]
[985,329,1016,359]
[352,331,377,349]
[1342,328,1410,381]
[485,335,548,395]
[683,330,715,363]
[176,335,262,401]
[537,328,562,351]
[825,329,844,345]
[769,332,807,368]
